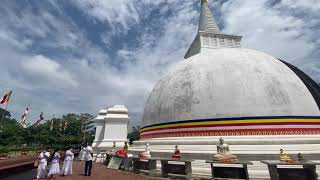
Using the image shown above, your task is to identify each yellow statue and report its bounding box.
[280,149,291,161]
[213,137,238,163]
[123,142,129,152]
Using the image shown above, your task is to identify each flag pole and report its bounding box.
[83,116,86,143]
[1,102,9,120]
[0,103,8,132]
[50,114,54,131]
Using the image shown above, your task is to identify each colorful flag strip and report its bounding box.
[50,119,53,131]
[21,106,29,128]
[63,120,68,131]
[59,119,62,132]
[35,112,44,126]
[0,91,12,105]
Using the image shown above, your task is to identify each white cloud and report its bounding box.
[0,30,32,50]
[282,0,320,11]
[72,0,140,34]
[220,0,320,81]
[0,0,319,128]
[21,55,78,89]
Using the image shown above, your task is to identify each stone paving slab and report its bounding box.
[50,161,166,180]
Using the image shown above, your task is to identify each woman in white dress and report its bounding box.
[48,150,61,177]
[61,147,74,176]
[36,151,50,179]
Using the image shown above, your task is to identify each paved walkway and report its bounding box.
[51,161,165,180]
[0,155,37,179]
[0,155,37,167]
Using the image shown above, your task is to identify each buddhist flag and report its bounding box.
[21,106,29,128]
[81,124,84,133]
[35,112,44,126]
[50,119,53,131]
[0,91,12,105]
[63,120,68,131]
[59,120,62,132]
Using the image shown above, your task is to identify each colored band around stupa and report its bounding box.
[140,116,320,139]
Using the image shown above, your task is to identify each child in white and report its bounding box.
[61,148,74,175]
[36,151,50,179]
[48,150,61,177]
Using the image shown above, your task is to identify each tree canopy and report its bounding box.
[127,126,140,144]
[0,108,94,151]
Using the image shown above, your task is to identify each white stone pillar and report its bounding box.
[92,105,129,162]
[92,109,107,144]
[103,105,129,148]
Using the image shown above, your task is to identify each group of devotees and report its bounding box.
[36,144,93,179]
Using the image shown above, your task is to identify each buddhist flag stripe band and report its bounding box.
[141,125,320,135]
[0,91,12,104]
[141,128,320,139]
[139,116,320,138]
[21,106,29,128]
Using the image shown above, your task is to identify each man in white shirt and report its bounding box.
[84,144,93,176]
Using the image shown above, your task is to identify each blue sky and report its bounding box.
[0,0,319,128]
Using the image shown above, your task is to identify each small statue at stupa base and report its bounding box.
[123,142,129,153]
[213,137,238,163]
[280,149,293,162]
[110,141,116,153]
[171,145,181,160]
[297,153,305,162]
[139,143,151,158]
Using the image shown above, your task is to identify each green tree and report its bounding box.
[127,126,140,144]
[0,108,95,151]
[79,113,95,144]
[0,108,11,119]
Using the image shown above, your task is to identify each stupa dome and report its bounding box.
[142,48,319,126]
[139,0,320,139]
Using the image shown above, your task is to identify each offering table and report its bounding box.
[132,157,157,176]
[261,160,320,180]
[206,160,252,180]
[160,158,193,180]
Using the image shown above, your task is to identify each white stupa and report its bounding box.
[130,0,320,160]
[92,105,129,161]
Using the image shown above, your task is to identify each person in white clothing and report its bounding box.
[78,145,85,161]
[48,149,61,178]
[36,151,50,179]
[84,144,93,176]
[61,147,74,176]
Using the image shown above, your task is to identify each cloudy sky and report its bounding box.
[0,0,319,128]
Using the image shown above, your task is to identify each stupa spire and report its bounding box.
[198,0,220,33]
[184,0,242,59]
